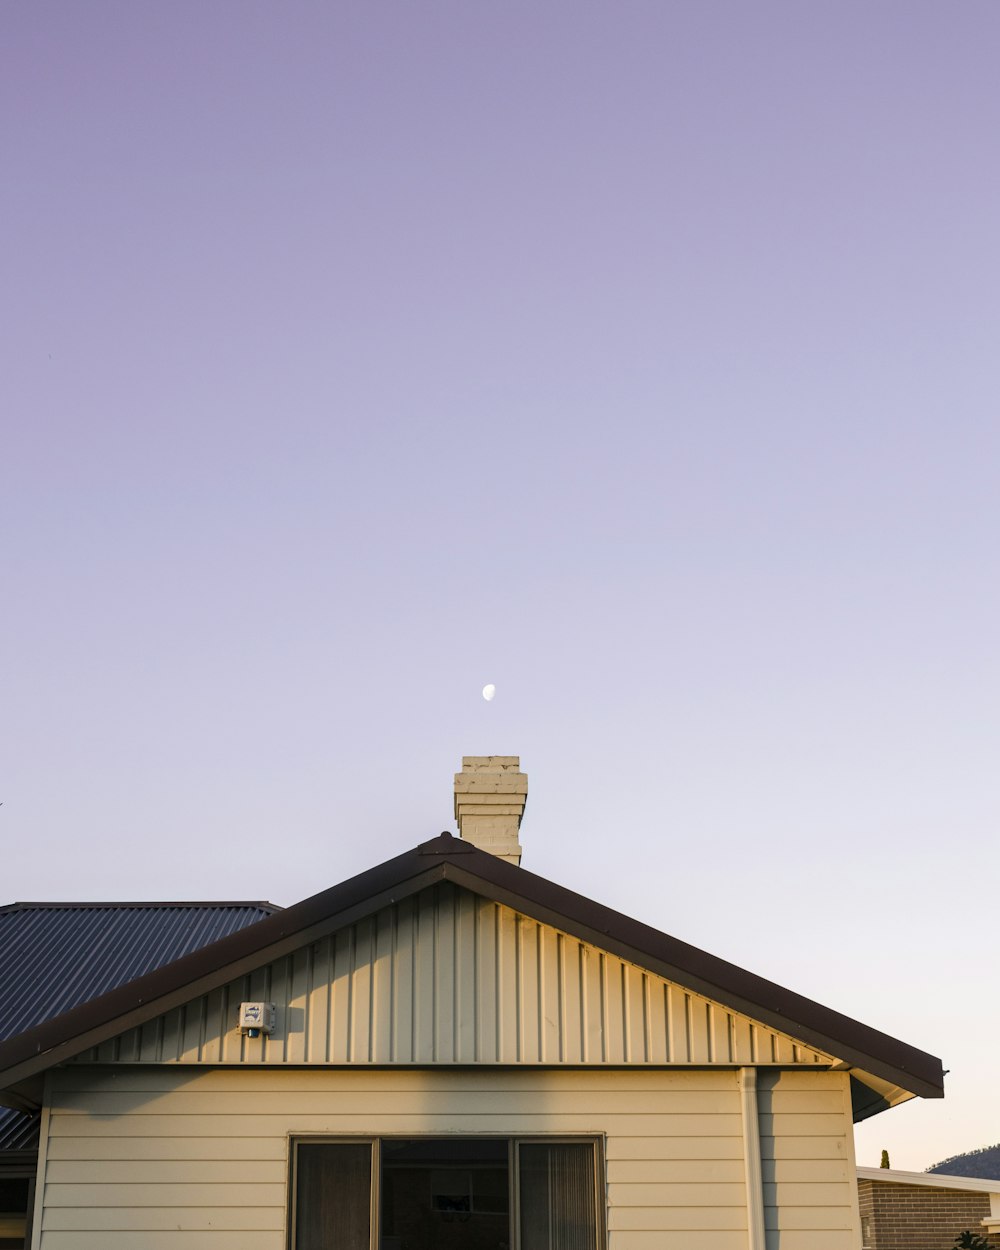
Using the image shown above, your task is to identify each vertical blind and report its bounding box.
[295,1142,372,1250]
[519,1143,597,1250]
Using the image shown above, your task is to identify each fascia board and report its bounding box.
[438,859,945,1101]
[857,1167,1000,1195]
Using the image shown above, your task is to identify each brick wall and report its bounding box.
[858,1178,1000,1250]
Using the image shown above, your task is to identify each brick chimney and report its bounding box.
[453,756,527,865]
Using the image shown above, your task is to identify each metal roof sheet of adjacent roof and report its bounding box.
[0,900,280,1043]
[0,1106,39,1152]
[0,835,944,1111]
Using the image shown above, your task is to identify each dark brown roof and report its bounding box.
[0,834,943,1111]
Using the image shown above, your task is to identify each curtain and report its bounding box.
[519,1143,596,1250]
[295,1142,372,1250]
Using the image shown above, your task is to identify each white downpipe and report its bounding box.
[740,1067,766,1250]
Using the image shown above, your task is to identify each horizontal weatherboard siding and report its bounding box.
[758,1069,861,1250]
[73,884,832,1070]
[35,1067,860,1250]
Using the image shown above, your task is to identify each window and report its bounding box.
[290,1138,603,1250]
[0,1176,31,1250]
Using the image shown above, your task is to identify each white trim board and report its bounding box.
[857,1166,1000,1196]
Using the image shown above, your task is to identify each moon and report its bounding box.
[482,684,496,701]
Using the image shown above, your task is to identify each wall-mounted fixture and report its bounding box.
[238,1001,276,1038]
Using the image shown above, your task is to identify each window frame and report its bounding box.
[287,1134,606,1250]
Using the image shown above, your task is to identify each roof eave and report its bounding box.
[435,854,944,1101]
[0,834,944,1103]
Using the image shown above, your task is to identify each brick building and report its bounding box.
[857,1167,1000,1250]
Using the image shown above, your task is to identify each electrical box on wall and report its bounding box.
[238,1001,276,1038]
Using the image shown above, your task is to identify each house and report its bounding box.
[0,756,944,1249]
[856,1166,1000,1249]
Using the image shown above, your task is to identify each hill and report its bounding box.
[928,1144,1000,1180]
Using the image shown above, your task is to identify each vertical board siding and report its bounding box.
[36,1067,860,1250]
[76,884,832,1070]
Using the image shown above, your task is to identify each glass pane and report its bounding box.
[295,1142,372,1250]
[381,1138,509,1250]
[518,1144,596,1250]
[0,1176,29,1250]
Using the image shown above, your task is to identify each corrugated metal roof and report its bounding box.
[0,901,278,1161]
[0,901,279,1043]
[0,1106,39,1152]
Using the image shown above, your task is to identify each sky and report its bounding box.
[3,2,999,1172]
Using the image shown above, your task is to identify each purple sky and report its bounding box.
[3,3,999,1170]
